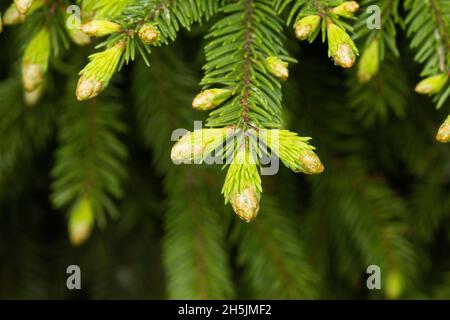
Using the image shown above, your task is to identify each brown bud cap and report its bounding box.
[3,4,26,26]
[76,76,103,101]
[298,151,324,175]
[170,132,204,163]
[14,0,33,14]
[80,20,121,37]
[265,57,289,81]
[22,62,43,92]
[138,23,159,45]
[230,188,260,223]
[24,85,43,107]
[436,117,450,143]
[192,89,233,111]
[294,15,321,41]
[334,43,356,68]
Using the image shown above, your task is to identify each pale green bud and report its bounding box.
[330,1,360,18]
[192,89,233,111]
[170,131,205,163]
[80,20,121,37]
[385,271,404,300]
[294,15,321,41]
[415,74,448,95]
[69,196,94,246]
[335,43,356,68]
[138,23,160,45]
[170,129,228,163]
[358,39,380,83]
[327,23,359,68]
[436,115,450,143]
[69,28,91,46]
[3,4,26,25]
[76,41,125,101]
[14,0,33,14]
[24,84,44,107]
[76,77,104,101]
[64,8,91,46]
[265,56,289,81]
[22,27,50,92]
[296,151,324,175]
[230,187,260,223]
[22,63,43,92]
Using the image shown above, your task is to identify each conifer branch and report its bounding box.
[406,0,450,109]
[164,169,235,299]
[51,82,128,245]
[311,160,418,299]
[201,0,289,128]
[353,0,401,83]
[132,52,234,299]
[348,53,408,125]
[276,0,360,68]
[0,77,56,192]
[232,197,319,299]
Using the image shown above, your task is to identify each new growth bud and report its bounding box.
[330,1,360,18]
[138,23,160,45]
[22,27,50,92]
[385,271,404,300]
[192,89,233,111]
[69,196,94,246]
[297,151,324,175]
[230,187,260,223]
[3,4,26,25]
[170,132,204,163]
[327,23,359,68]
[14,0,33,14]
[76,77,103,101]
[436,115,450,143]
[415,74,448,95]
[76,41,125,101]
[335,43,355,68]
[358,39,380,83]
[171,129,228,163]
[81,20,121,37]
[294,15,321,41]
[22,63,43,92]
[69,29,91,46]
[24,84,43,107]
[265,56,289,81]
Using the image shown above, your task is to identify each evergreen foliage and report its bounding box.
[1,0,450,300]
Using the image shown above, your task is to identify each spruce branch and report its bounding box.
[201,0,289,128]
[232,197,319,299]
[74,0,220,100]
[0,77,57,193]
[132,51,235,299]
[172,0,324,220]
[51,81,128,245]
[353,0,401,83]
[276,0,360,68]
[310,160,418,299]
[347,53,409,125]
[164,169,235,299]
[406,0,450,109]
